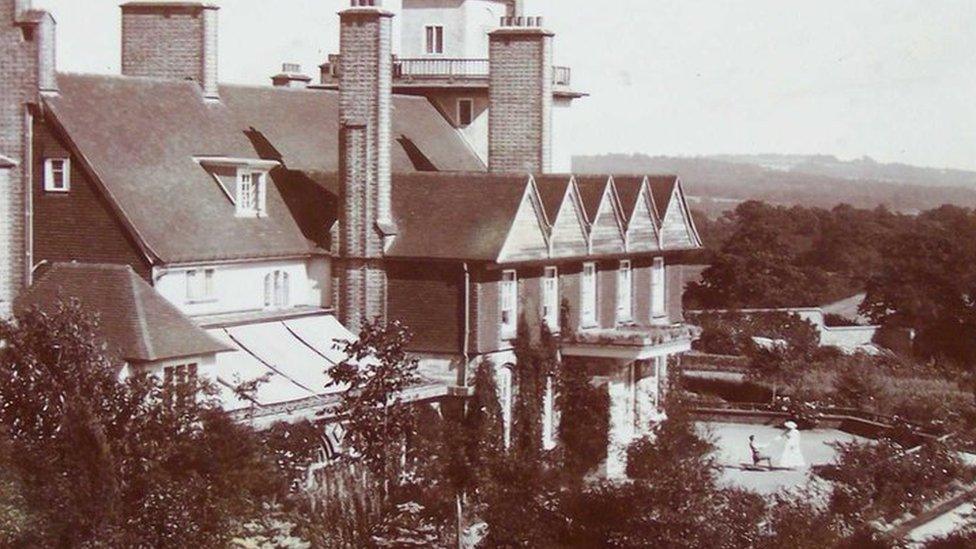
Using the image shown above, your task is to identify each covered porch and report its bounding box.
[561,323,700,478]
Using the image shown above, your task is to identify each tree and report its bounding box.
[0,299,288,547]
[328,318,420,496]
[861,207,976,366]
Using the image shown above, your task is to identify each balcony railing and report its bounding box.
[321,55,572,87]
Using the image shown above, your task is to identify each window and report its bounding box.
[500,270,517,338]
[163,362,198,408]
[651,257,667,322]
[185,268,215,302]
[264,270,290,309]
[542,266,559,331]
[617,260,632,322]
[43,158,70,192]
[425,25,444,54]
[236,170,267,217]
[457,98,474,127]
[581,262,597,327]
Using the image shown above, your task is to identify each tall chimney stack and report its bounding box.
[488,15,553,174]
[1,0,57,317]
[120,2,219,99]
[337,0,395,328]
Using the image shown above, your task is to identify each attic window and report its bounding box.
[236,169,267,217]
[44,158,70,192]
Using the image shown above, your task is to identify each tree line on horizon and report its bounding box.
[686,200,976,368]
[574,154,976,215]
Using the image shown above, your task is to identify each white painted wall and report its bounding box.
[400,0,507,58]
[154,257,332,317]
[551,97,573,173]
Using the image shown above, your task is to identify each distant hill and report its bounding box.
[573,154,976,217]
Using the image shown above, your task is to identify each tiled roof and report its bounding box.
[388,172,529,260]
[17,263,231,362]
[613,176,645,223]
[575,175,610,222]
[42,73,485,265]
[533,174,573,224]
[648,175,679,219]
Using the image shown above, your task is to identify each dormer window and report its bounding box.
[44,158,70,192]
[236,169,267,217]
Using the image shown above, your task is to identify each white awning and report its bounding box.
[206,314,356,413]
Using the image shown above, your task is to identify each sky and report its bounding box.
[33,0,976,171]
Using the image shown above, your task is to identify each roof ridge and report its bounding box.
[127,269,156,360]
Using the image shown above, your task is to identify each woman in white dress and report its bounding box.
[778,421,806,469]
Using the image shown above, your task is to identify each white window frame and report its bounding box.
[651,256,668,322]
[264,270,290,309]
[185,268,216,303]
[424,25,445,55]
[457,98,474,128]
[617,260,633,323]
[236,168,267,217]
[541,266,559,331]
[163,362,198,408]
[581,262,597,327]
[500,270,518,339]
[43,157,70,192]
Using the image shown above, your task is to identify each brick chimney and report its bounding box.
[488,16,553,174]
[336,0,395,328]
[1,0,57,317]
[120,2,219,99]
[271,63,311,88]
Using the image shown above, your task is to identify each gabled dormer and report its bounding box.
[196,157,280,219]
[613,175,661,253]
[535,175,588,259]
[497,175,550,263]
[577,175,626,255]
[651,176,702,250]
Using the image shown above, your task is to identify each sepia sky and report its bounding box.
[34,0,976,171]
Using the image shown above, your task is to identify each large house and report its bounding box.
[0,0,702,477]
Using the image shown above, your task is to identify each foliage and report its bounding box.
[297,463,386,548]
[328,317,421,493]
[557,358,611,478]
[262,421,328,491]
[818,439,976,523]
[230,504,311,549]
[0,300,287,547]
[861,205,976,366]
[690,310,821,357]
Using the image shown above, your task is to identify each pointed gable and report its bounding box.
[497,178,550,263]
[658,178,703,250]
[535,175,588,258]
[577,175,625,255]
[614,176,660,253]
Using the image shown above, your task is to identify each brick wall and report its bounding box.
[488,24,553,173]
[1,2,38,317]
[337,5,393,327]
[121,3,218,98]
[31,120,151,280]
[387,261,464,354]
